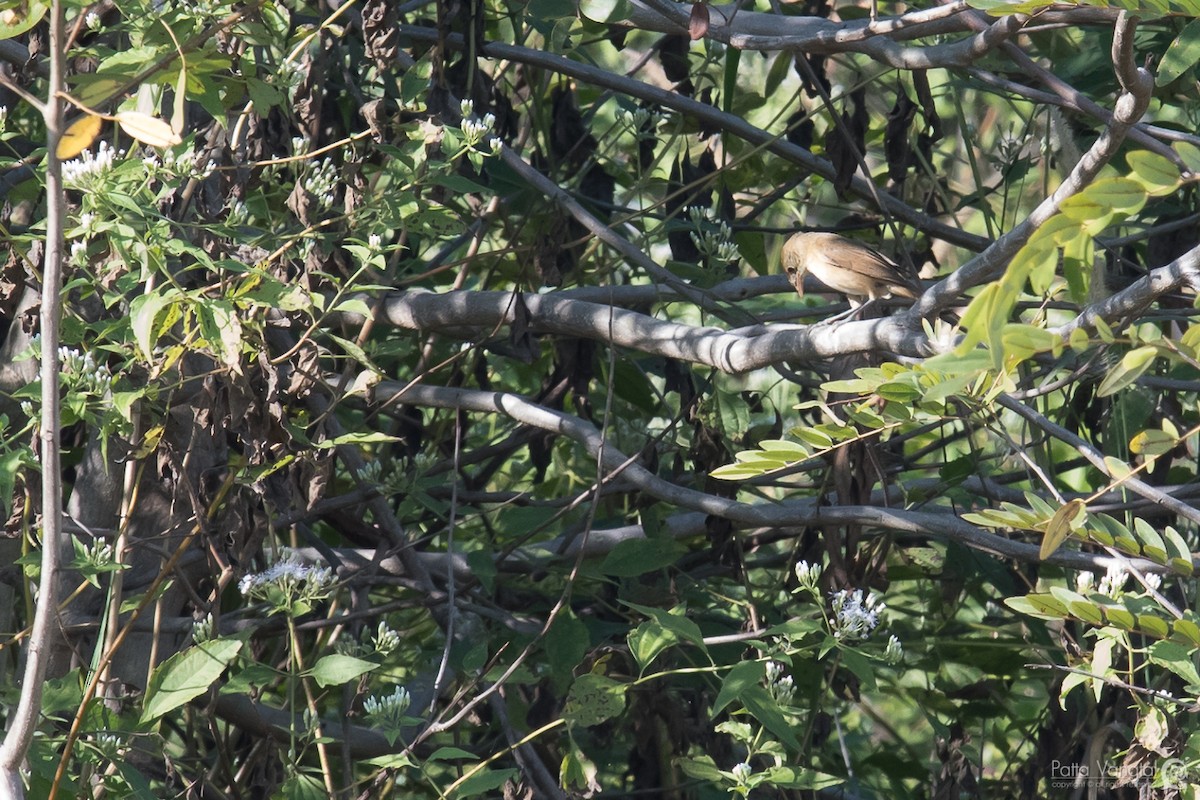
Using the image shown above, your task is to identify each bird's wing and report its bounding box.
[831,245,920,294]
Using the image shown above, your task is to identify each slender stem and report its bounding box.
[0,1,65,796]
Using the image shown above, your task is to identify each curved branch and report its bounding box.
[630,0,1023,68]
[344,288,931,368]
[1057,243,1200,339]
[364,379,1186,572]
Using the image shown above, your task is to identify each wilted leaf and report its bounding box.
[57,114,104,160]
[688,2,709,39]
[116,111,183,148]
[1039,498,1085,560]
[563,673,626,727]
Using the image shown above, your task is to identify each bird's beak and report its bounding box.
[787,269,803,296]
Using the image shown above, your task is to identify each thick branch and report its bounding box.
[631,0,1022,68]
[344,289,931,368]
[1057,243,1200,338]
[366,379,1183,571]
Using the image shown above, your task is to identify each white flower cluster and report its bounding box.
[238,548,335,597]
[1096,562,1127,596]
[730,762,752,786]
[765,660,795,705]
[63,141,123,188]
[687,205,740,263]
[59,346,114,395]
[70,241,89,267]
[364,685,413,744]
[371,621,401,655]
[159,145,214,179]
[225,200,248,227]
[1082,562,1163,597]
[884,634,903,665]
[74,537,115,578]
[193,613,215,643]
[794,560,821,592]
[830,588,885,641]
[617,106,665,139]
[90,732,123,762]
[458,98,501,153]
[302,159,339,210]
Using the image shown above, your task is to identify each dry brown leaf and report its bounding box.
[57,114,103,160]
[116,111,182,148]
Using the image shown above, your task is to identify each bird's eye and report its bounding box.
[785,267,796,276]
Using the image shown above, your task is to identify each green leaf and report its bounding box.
[756,438,813,459]
[761,767,844,790]
[1149,641,1200,689]
[1129,428,1176,456]
[1133,518,1168,564]
[426,747,477,762]
[1005,593,1068,620]
[1174,141,1200,174]
[563,673,626,727]
[822,378,873,394]
[546,612,590,691]
[1171,616,1200,646]
[451,768,518,799]
[196,299,243,369]
[713,660,764,714]
[677,756,724,782]
[141,639,243,723]
[129,289,181,360]
[0,1,49,40]
[1097,346,1157,396]
[1157,19,1200,85]
[599,537,686,577]
[306,654,377,688]
[740,685,800,749]
[1137,614,1171,640]
[320,431,401,447]
[1126,150,1181,196]
[1102,604,1136,631]
[579,0,633,22]
[956,282,1011,366]
[627,621,676,671]
[1161,527,1194,576]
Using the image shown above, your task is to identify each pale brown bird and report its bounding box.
[781,232,920,308]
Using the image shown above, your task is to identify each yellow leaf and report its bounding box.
[116,111,182,148]
[56,113,103,160]
[1040,499,1085,560]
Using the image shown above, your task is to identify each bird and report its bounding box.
[780,232,921,310]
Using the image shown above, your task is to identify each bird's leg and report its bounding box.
[819,301,864,325]
[852,298,879,318]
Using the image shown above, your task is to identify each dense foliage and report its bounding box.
[2,0,1200,798]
